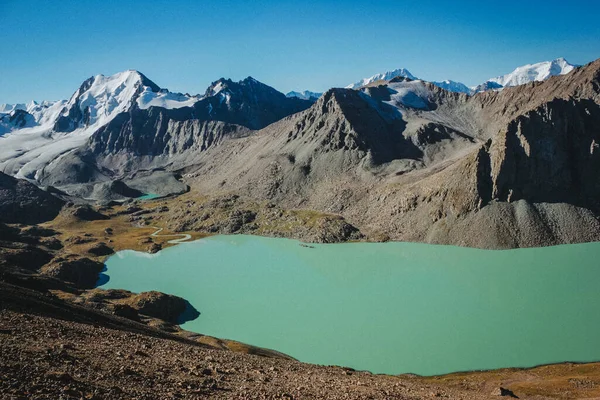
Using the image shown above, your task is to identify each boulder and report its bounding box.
[491,387,518,398]
[147,243,162,254]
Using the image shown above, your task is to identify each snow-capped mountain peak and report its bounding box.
[347,68,417,90]
[54,70,199,131]
[286,90,323,101]
[54,70,157,132]
[0,100,66,126]
[207,79,231,98]
[203,76,288,103]
[488,57,578,88]
[431,80,471,94]
[0,103,26,114]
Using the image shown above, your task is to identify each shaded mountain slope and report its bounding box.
[0,172,65,224]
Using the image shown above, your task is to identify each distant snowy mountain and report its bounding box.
[488,57,578,88]
[471,81,504,94]
[286,90,322,101]
[0,100,66,127]
[431,80,471,94]
[0,109,36,135]
[0,103,26,114]
[346,68,416,89]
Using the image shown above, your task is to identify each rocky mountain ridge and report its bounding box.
[173,58,600,248]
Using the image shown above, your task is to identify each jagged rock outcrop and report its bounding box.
[87,77,312,161]
[90,112,249,159]
[487,98,600,209]
[40,256,105,289]
[199,77,314,129]
[283,88,420,164]
[127,291,194,324]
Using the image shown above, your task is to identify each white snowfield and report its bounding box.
[0,100,66,127]
[0,103,26,113]
[0,126,95,180]
[488,57,577,88]
[385,80,433,110]
[137,88,199,110]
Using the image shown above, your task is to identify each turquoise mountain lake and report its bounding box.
[100,235,600,376]
[137,193,162,201]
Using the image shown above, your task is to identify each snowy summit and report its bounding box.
[488,57,578,88]
[346,68,416,89]
[286,90,323,101]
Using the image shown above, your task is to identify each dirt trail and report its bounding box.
[150,227,192,244]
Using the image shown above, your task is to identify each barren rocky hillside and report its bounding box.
[161,59,600,248]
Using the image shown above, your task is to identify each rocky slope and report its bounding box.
[2,280,600,399]
[158,59,600,248]
[0,172,65,224]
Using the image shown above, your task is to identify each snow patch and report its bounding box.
[208,81,225,97]
[384,80,432,110]
[137,88,199,110]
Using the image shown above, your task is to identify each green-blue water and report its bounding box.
[137,193,161,200]
[100,235,600,376]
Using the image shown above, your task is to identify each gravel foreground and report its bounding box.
[2,282,600,399]
[0,281,493,400]
[0,312,479,399]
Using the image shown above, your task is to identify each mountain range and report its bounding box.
[1,56,599,249]
[239,58,578,102]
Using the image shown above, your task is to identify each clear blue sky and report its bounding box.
[1,0,599,103]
